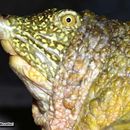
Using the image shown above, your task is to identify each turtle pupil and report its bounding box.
[66,17,71,22]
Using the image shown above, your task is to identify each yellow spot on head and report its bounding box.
[50,43,55,47]
[57,44,64,51]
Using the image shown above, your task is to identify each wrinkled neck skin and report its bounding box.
[1,10,130,130]
[47,13,129,130]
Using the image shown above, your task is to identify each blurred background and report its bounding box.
[0,0,130,130]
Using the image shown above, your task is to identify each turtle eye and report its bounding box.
[61,14,76,27]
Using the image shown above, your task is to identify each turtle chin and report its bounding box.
[9,55,53,94]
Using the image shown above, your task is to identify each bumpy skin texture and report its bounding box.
[0,9,130,130]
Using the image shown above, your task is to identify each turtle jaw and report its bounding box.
[0,38,53,91]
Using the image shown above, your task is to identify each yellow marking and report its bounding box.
[17,26,22,29]
[57,44,64,51]
[52,27,58,32]
[35,58,41,64]
[52,55,58,61]
[57,29,62,33]
[39,30,47,34]
[28,40,33,45]
[60,32,65,38]
[24,21,30,25]
[15,42,19,48]
[39,16,44,21]
[63,36,68,42]
[35,35,41,39]
[40,23,46,27]
[46,53,51,59]
[41,38,47,43]
[20,52,28,56]
[50,43,55,47]
[26,25,30,28]
[32,26,38,30]
[45,19,48,22]
[26,55,31,61]
[33,33,38,38]
[49,17,53,22]
[15,48,20,52]
[33,43,38,48]
[21,43,26,47]
[50,25,54,30]
[29,54,35,61]
[71,32,75,36]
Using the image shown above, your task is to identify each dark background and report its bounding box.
[0,0,130,130]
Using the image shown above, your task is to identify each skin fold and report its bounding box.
[0,8,130,130]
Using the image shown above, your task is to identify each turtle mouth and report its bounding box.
[9,55,53,93]
[0,38,53,93]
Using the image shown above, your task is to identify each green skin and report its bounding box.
[0,8,130,130]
